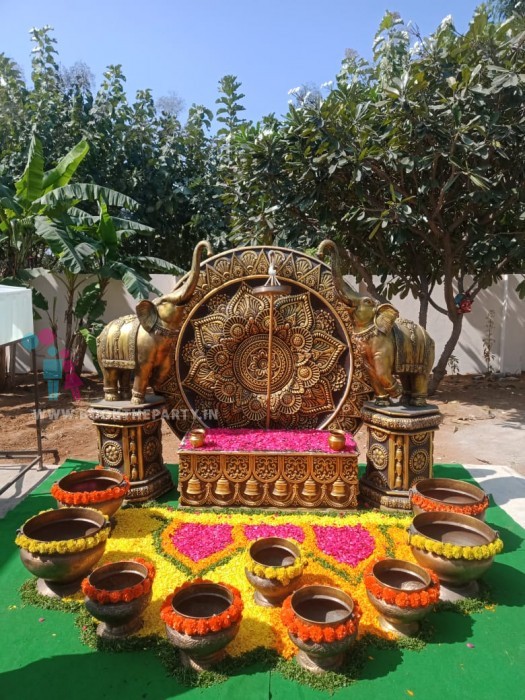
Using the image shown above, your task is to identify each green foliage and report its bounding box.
[222,8,525,390]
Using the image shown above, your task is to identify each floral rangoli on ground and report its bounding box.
[96,506,414,659]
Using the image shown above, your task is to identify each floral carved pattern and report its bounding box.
[153,247,375,437]
[368,445,388,470]
[410,449,429,474]
[182,283,347,430]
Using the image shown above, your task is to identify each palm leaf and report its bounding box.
[96,198,118,250]
[35,216,94,273]
[109,262,158,299]
[135,256,184,274]
[42,140,89,191]
[15,135,44,205]
[35,184,138,212]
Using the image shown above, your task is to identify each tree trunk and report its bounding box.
[0,346,6,390]
[429,313,463,394]
[70,332,87,376]
[418,295,429,329]
[7,342,16,388]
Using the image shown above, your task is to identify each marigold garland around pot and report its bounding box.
[160,579,243,635]
[411,491,489,517]
[51,473,130,506]
[408,532,504,560]
[280,593,361,643]
[363,562,440,608]
[245,554,306,585]
[81,558,155,604]
[15,509,110,555]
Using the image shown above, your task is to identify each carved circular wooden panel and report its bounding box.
[153,246,373,437]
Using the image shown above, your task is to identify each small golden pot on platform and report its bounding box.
[189,428,206,448]
[328,429,346,451]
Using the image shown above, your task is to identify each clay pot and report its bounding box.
[165,582,240,671]
[53,468,129,519]
[366,559,436,636]
[84,560,153,638]
[409,511,500,601]
[18,507,110,597]
[245,537,303,607]
[410,478,488,520]
[288,585,358,673]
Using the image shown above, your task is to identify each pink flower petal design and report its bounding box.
[244,524,305,543]
[180,428,357,454]
[313,524,375,566]
[171,523,233,562]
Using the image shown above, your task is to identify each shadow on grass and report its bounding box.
[429,609,474,644]
[486,562,525,607]
[0,650,185,700]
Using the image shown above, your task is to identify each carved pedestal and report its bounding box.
[359,402,441,512]
[87,396,173,503]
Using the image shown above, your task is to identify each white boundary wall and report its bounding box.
[14,272,525,375]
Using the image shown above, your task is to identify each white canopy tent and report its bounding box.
[0,285,57,494]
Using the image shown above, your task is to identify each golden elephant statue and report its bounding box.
[97,241,213,404]
[318,240,434,407]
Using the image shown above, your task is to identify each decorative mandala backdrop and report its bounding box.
[153,246,373,437]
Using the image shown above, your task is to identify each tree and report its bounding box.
[222,9,525,392]
[0,135,180,375]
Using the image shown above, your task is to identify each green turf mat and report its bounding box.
[1,461,524,700]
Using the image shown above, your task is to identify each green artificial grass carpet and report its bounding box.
[1,460,524,700]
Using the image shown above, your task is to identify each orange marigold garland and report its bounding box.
[363,562,440,609]
[281,593,361,643]
[51,472,130,506]
[81,558,155,604]
[160,579,243,636]
[410,491,489,517]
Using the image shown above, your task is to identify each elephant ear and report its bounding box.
[375,303,399,334]
[136,300,158,332]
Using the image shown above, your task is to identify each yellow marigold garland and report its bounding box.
[245,554,306,585]
[409,532,504,560]
[15,509,110,555]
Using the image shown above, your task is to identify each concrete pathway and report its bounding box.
[0,463,58,518]
[464,463,525,528]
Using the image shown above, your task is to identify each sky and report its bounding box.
[0,0,483,123]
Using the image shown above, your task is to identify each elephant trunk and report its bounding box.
[164,240,213,306]
[317,239,361,308]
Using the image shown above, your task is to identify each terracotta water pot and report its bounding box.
[409,511,501,601]
[245,537,303,607]
[410,478,488,520]
[53,468,129,519]
[366,559,437,636]
[165,581,240,671]
[18,507,110,597]
[287,585,358,673]
[84,560,152,638]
